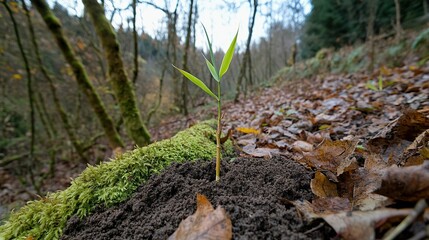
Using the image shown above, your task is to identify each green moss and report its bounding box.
[0,120,232,240]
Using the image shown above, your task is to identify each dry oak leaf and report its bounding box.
[337,167,390,211]
[375,161,429,202]
[293,200,412,240]
[398,129,429,166]
[368,109,429,165]
[242,144,279,159]
[299,139,359,175]
[169,193,232,240]
[292,140,314,153]
[310,171,338,198]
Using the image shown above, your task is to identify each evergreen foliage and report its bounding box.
[300,0,427,59]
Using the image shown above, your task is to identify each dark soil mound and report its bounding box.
[62,156,335,239]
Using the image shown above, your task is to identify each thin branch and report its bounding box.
[132,0,139,84]
[3,0,38,191]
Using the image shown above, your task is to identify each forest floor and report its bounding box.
[63,62,429,239]
[2,61,429,238]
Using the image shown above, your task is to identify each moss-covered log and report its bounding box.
[31,0,124,150]
[82,0,151,147]
[0,121,232,240]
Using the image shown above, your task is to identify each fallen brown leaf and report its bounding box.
[299,139,359,175]
[292,140,313,153]
[337,168,390,211]
[311,197,351,214]
[293,200,412,240]
[169,193,232,240]
[310,171,338,198]
[242,144,279,158]
[368,110,429,165]
[398,129,429,166]
[375,161,429,202]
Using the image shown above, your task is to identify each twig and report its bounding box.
[382,199,427,240]
[303,222,325,235]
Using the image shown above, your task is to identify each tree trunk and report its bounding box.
[36,92,58,137]
[234,0,258,103]
[394,0,402,42]
[170,7,180,111]
[424,0,428,15]
[366,0,377,72]
[32,0,124,149]
[82,0,151,146]
[132,0,139,85]
[180,0,195,116]
[24,0,88,162]
[146,65,166,125]
[3,0,38,192]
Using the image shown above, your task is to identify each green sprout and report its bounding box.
[173,26,238,182]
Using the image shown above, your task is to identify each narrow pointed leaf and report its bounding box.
[203,54,219,81]
[173,65,219,101]
[202,24,217,70]
[219,29,238,78]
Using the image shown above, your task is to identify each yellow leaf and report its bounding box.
[319,124,331,130]
[409,65,418,71]
[9,2,20,13]
[236,127,261,135]
[76,38,86,50]
[12,74,22,80]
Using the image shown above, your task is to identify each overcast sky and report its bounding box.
[56,0,310,51]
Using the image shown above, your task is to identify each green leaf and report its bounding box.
[365,81,378,91]
[203,54,219,81]
[219,29,238,78]
[202,24,217,70]
[378,75,383,91]
[172,65,219,100]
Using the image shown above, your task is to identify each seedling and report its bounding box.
[365,75,384,91]
[173,26,238,181]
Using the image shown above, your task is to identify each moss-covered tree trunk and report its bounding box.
[82,0,151,146]
[24,0,88,162]
[31,0,124,150]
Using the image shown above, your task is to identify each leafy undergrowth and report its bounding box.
[273,27,429,83]
[0,121,233,240]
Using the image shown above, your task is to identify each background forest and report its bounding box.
[0,0,428,221]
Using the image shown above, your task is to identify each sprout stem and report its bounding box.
[215,80,221,181]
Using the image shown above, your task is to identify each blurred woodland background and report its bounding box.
[0,0,428,219]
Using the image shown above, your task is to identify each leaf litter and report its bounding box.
[62,63,429,238]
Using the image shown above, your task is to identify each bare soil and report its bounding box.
[61,156,336,239]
